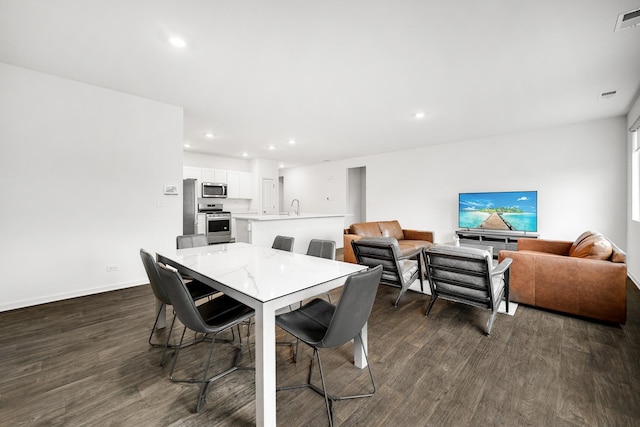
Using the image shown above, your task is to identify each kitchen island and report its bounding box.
[233,213,346,253]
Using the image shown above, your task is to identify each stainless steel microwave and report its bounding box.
[201,182,227,198]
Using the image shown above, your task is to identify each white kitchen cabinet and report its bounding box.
[227,171,254,199]
[196,213,207,235]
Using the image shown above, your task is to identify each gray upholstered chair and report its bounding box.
[272,235,295,252]
[351,237,424,306]
[276,265,383,427]
[306,239,336,260]
[423,245,512,336]
[139,249,218,365]
[283,239,338,361]
[176,233,209,249]
[157,263,255,413]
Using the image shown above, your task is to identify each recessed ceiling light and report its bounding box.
[242,152,248,157]
[169,37,186,48]
[205,132,214,139]
[184,143,191,148]
[289,139,296,145]
[268,145,276,150]
[279,163,285,169]
[414,111,426,120]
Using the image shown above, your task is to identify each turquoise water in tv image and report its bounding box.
[458,191,537,232]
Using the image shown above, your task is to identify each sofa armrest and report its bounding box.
[498,249,627,323]
[343,234,362,264]
[517,238,572,255]
[403,229,434,243]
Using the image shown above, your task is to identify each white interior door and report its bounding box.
[262,178,276,214]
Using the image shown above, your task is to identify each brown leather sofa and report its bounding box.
[343,220,434,264]
[498,231,627,324]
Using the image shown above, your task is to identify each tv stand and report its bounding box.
[455,229,538,258]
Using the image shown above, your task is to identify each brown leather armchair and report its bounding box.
[343,220,434,264]
[498,231,627,324]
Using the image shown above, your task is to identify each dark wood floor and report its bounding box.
[1,278,639,426]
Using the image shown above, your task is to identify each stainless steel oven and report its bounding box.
[198,203,232,244]
[205,212,231,244]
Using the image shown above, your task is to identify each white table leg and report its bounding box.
[353,321,368,369]
[254,304,276,427]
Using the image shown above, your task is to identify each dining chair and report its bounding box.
[157,262,255,413]
[276,265,383,426]
[139,249,218,365]
[176,233,209,249]
[423,245,512,335]
[272,235,295,252]
[283,239,338,362]
[306,239,336,260]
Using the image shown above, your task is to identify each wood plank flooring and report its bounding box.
[1,277,639,426]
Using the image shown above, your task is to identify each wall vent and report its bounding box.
[601,90,617,99]
[615,8,640,31]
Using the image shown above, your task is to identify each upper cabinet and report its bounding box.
[227,170,254,199]
[202,168,227,184]
[183,166,254,199]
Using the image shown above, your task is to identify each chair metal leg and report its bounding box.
[159,313,177,366]
[277,333,376,426]
[314,349,333,427]
[168,325,253,413]
[425,295,438,316]
[148,302,166,347]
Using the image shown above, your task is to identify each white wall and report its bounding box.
[0,63,184,311]
[627,94,640,284]
[281,116,628,247]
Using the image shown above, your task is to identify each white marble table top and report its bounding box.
[158,242,363,303]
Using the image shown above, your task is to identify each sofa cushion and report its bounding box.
[350,222,383,237]
[379,220,405,240]
[569,231,613,260]
[398,240,433,257]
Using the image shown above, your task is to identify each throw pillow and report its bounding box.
[569,231,613,260]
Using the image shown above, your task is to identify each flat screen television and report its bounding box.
[458,191,537,232]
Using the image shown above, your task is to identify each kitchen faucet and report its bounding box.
[291,199,300,216]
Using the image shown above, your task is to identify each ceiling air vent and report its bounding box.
[615,7,640,31]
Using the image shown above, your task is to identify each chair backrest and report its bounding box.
[140,249,171,305]
[177,234,209,249]
[156,262,209,333]
[351,237,405,286]
[320,265,383,349]
[306,239,336,260]
[272,235,295,252]
[423,246,495,309]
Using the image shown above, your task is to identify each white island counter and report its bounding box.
[233,213,346,253]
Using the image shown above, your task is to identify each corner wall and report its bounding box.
[0,63,184,311]
[627,94,640,285]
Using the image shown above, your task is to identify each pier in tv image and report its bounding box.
[458,191,538,232]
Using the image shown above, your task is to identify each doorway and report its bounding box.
[347,167,366,224]
[262,178,277,214]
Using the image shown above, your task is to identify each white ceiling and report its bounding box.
[2,1,640,167]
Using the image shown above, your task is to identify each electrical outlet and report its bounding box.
[106,265,118,272]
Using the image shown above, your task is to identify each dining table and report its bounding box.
[156,242,367,426]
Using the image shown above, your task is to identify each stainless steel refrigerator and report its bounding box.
[183,178,198,235]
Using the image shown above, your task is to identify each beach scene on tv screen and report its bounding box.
[459,191,537,232]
